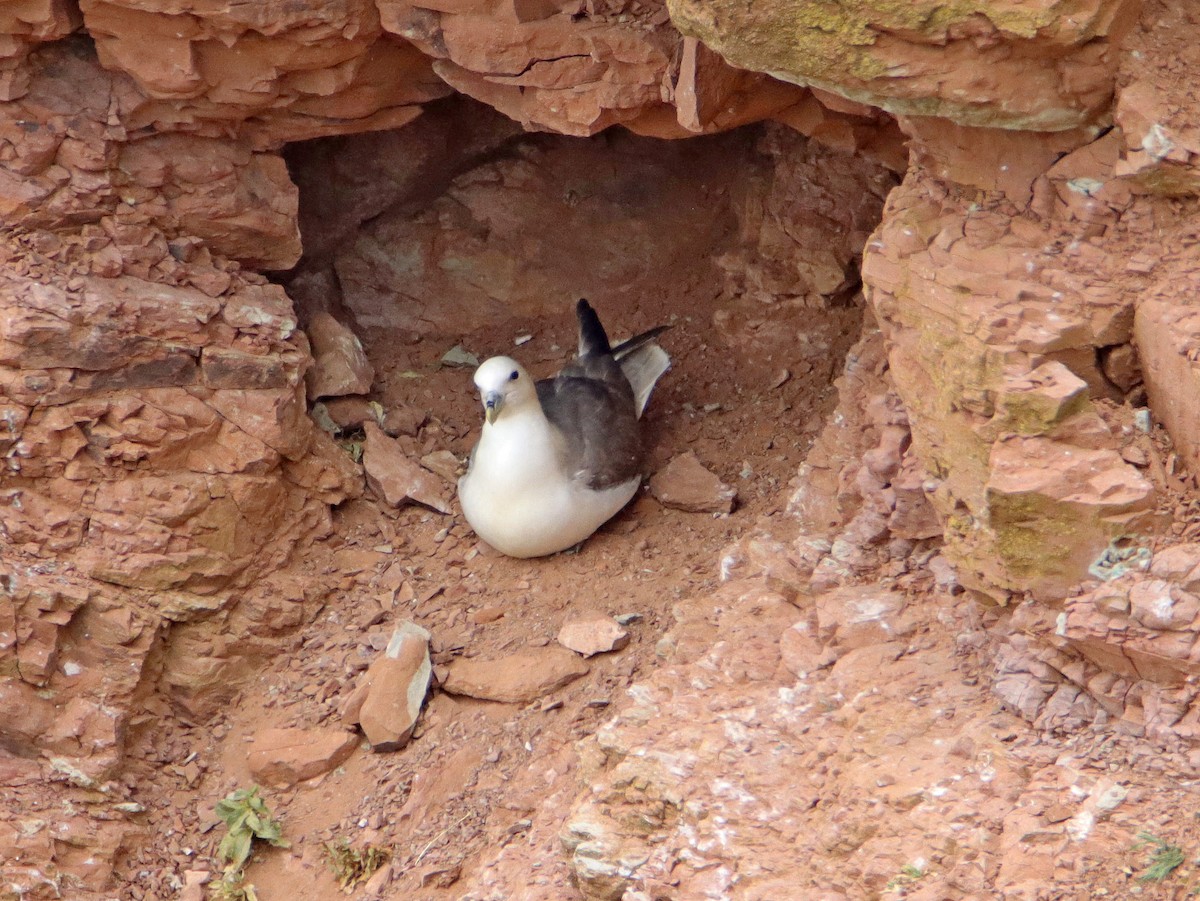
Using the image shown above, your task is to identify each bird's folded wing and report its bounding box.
[536,375,643,490]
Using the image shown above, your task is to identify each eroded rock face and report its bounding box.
[464,567,1131,901]
[6,0,1200,896]
[0,217,364,792]
[862,162,1157,602]
[80,0,452,145]
[378,0,810,138]
[0,40,303,269]
[992,541,1200,747]
[1136,296,1200,476]
[668,0,1140,131]
[0,0,79,100]
[0,234,357,592]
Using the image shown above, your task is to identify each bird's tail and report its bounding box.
[576,298,671,417]
[576,299,613,357]
[619,342,670,418]
[611,324,670,360]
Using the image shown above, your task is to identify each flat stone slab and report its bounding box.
[441,647,589,703]
[247,727,359,788]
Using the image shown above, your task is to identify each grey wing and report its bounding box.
[537,375,643,490]
[556,352,635,403]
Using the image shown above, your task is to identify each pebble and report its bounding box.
[556,615,629,657]
[649,451,737,514]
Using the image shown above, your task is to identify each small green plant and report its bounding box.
[209,787,290,901]
[1134,831,1185,883]
[324,838,391,892]
[215,786,290,868]
[210,873,258,901]
[340,437,364,463]
[885,861,927,893]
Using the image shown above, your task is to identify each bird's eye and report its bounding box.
[509,370,519,381]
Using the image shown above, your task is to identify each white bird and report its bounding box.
[458,300,670,558]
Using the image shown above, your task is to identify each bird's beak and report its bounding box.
[484,391,503,424]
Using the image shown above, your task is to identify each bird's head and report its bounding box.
[473,356,536,424]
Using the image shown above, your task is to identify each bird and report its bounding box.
[458,299,670,558]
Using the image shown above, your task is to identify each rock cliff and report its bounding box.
[5,0,1200,897]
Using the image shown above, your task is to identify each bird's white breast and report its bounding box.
[458,409,638,558]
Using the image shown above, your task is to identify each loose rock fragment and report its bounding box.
[179,870,210,901]
[441,647,589,703]
[420,450,461,482]
[440,344,479,368]
[344,622,433,752]
[649,451,736,513]
[322,397,382,432]
[364,863,394,894]
[557,615,629,657]
[305,311,375,400]
[247,727,359,788]
[383,404,428,437]
[362,422,451,513]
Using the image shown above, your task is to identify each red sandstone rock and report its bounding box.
[717,535,808,603]
[0,249,354,594]
[863,173,1156,601]
[80,0,451,146]
[1114,79,1200,195]
[320,396,380,431]
[247,726,359,788]
[814,585,915,651]
[556,616,629,657]
[649,452,735,514]
[0,1,79,100]
[991,538,1200,742]
[670,0,1137,131]
[383,404,428,438]
[985,437,1155,600]
[672,37,806,135]
[0,44,303,268]
[1135,297,1200,475]
[179,870,210,901]
[1149,543,1200,590]
[419,450,460,483]
[1129,579,1200,631]
[346,622,432,752]
[547,582,1034,901]
[288,99,524,263]
[888,452,940,540]
[362,421,451,513]
[779,619,833,676]
[441,647,589,703]
[304,311,375,400]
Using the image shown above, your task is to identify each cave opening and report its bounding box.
[277,93,900,562]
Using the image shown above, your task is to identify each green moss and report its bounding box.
[866,0,1061,39]
[992,513,1075,578]
[989,385,1090,437]
[667,0,1094,129]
